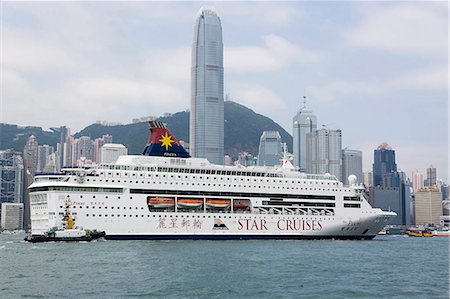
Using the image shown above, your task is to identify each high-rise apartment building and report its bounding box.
[411,168,424,193]
[190,7,224,164]
[37,145,54,172]
[0,150,23,205]
[414,187,443,226]
[23,135,38,176]
[425,165,437,187]
[342,148,363,186]
[306,128,342,181]
[75,136,94,163]
[292,102,317,172]
[51,126,69,171]
[257,131,282,167]
[372,142,397,187]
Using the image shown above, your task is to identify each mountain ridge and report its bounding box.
[1,101,293,160]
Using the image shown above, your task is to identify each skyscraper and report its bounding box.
[411,168,424,193]
[257,131,282,167]
[190,7,224,164]
[292,100,317,172]
[342,148,363,186]
[372,142,397,187]
[425,165,437,187]
[306,127,342,181]
[23,135,38,176]
[0,150,23,205]
[414,186,443,226]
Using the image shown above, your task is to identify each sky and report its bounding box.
[1,1,448,182]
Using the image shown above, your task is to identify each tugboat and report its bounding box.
[25,197,105,243]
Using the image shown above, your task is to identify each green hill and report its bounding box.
[76,101,292,158]
[1,101,292,159]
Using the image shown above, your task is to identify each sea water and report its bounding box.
[0,234,448,298]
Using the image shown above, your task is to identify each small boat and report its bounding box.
[407,229,433,237]
[432,227,450,237]
[25,229,105,243]
[177,199,203,209]
[148,197,175,208]
[233,200,250,210]
[206,199,230,209]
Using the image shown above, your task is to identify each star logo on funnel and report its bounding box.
[159,132,174,151]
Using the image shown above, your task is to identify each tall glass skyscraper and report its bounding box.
[372,142,397,187]
[306,128,342,181]
[292,102,317,172]
[190,7,224,164]
[342,148,363,185]
[257,131,282,167]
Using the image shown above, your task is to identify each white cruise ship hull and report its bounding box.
[28,122,396,240]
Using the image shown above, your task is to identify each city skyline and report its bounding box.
[1,2,447,181]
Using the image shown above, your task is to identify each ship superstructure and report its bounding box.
[29,122,396,240]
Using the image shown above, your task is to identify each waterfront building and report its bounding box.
[369,185,411,226]
[306,127,342,181]
[369,144,412,225]
[425,165,437,187]
[100,144,128,163]
[0,203,23,231]
[372,142,397,187]
[342,148,363,186]
[257,131,282,167]
[0,150,24,205]
[190,7,224,164]
[411,168,424,193]
[414,187,443,226]
[292,100,317,171]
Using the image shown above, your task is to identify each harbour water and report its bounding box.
[0,234,448,298]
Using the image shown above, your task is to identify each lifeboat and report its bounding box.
[177,199,203,209]
[147,197,175,208]
[206,199,230,209]
[233,200,250,210]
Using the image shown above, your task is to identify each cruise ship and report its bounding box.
[28,121,396,240]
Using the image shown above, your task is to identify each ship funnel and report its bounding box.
[142,121,191,158]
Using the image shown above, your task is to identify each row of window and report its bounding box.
[30,186,123,193]
[97,171,339,186]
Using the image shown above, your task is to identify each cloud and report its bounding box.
[346,3,447,56]
[229,83,287,116]
[142,47,191,82]
[387,67,448,90]
[309,66,448,103]
[225,35,322,72]
[219,3,303,27]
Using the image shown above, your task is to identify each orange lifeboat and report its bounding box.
[177,199,203,209]
[206,199,230,209]
[147,197,175,208]
[233,200,250,210]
